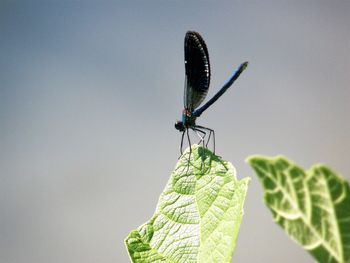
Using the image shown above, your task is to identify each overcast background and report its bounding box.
[1,1,349,263]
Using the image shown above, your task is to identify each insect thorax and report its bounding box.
[182,109,196,127]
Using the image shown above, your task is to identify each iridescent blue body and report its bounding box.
[180,109,196,129]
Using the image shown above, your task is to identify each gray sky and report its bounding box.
[1,1,349,262]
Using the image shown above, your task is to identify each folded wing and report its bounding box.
[184,31,211,111]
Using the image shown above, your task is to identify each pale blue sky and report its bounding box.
[1,1,349,262]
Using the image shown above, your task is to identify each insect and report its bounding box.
[175,31,248,155]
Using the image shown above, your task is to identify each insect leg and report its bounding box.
[180,130,185,156]
[196,125,215,154]
[191,127,206,147]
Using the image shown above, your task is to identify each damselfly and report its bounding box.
[175,31,248,154]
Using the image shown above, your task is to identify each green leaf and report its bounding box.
[125,145,250,263]
[247,155,350,263]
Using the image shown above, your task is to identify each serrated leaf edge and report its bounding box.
[246,155,347,263]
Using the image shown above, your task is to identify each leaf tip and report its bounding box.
[245,155,260,165]
[246,155,290,165]
[245,155,273,167]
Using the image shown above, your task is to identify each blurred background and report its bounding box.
[1,1,349,262]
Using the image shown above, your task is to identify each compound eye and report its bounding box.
[175,121,185,131]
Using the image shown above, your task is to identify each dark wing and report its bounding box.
[184,31,210,111]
